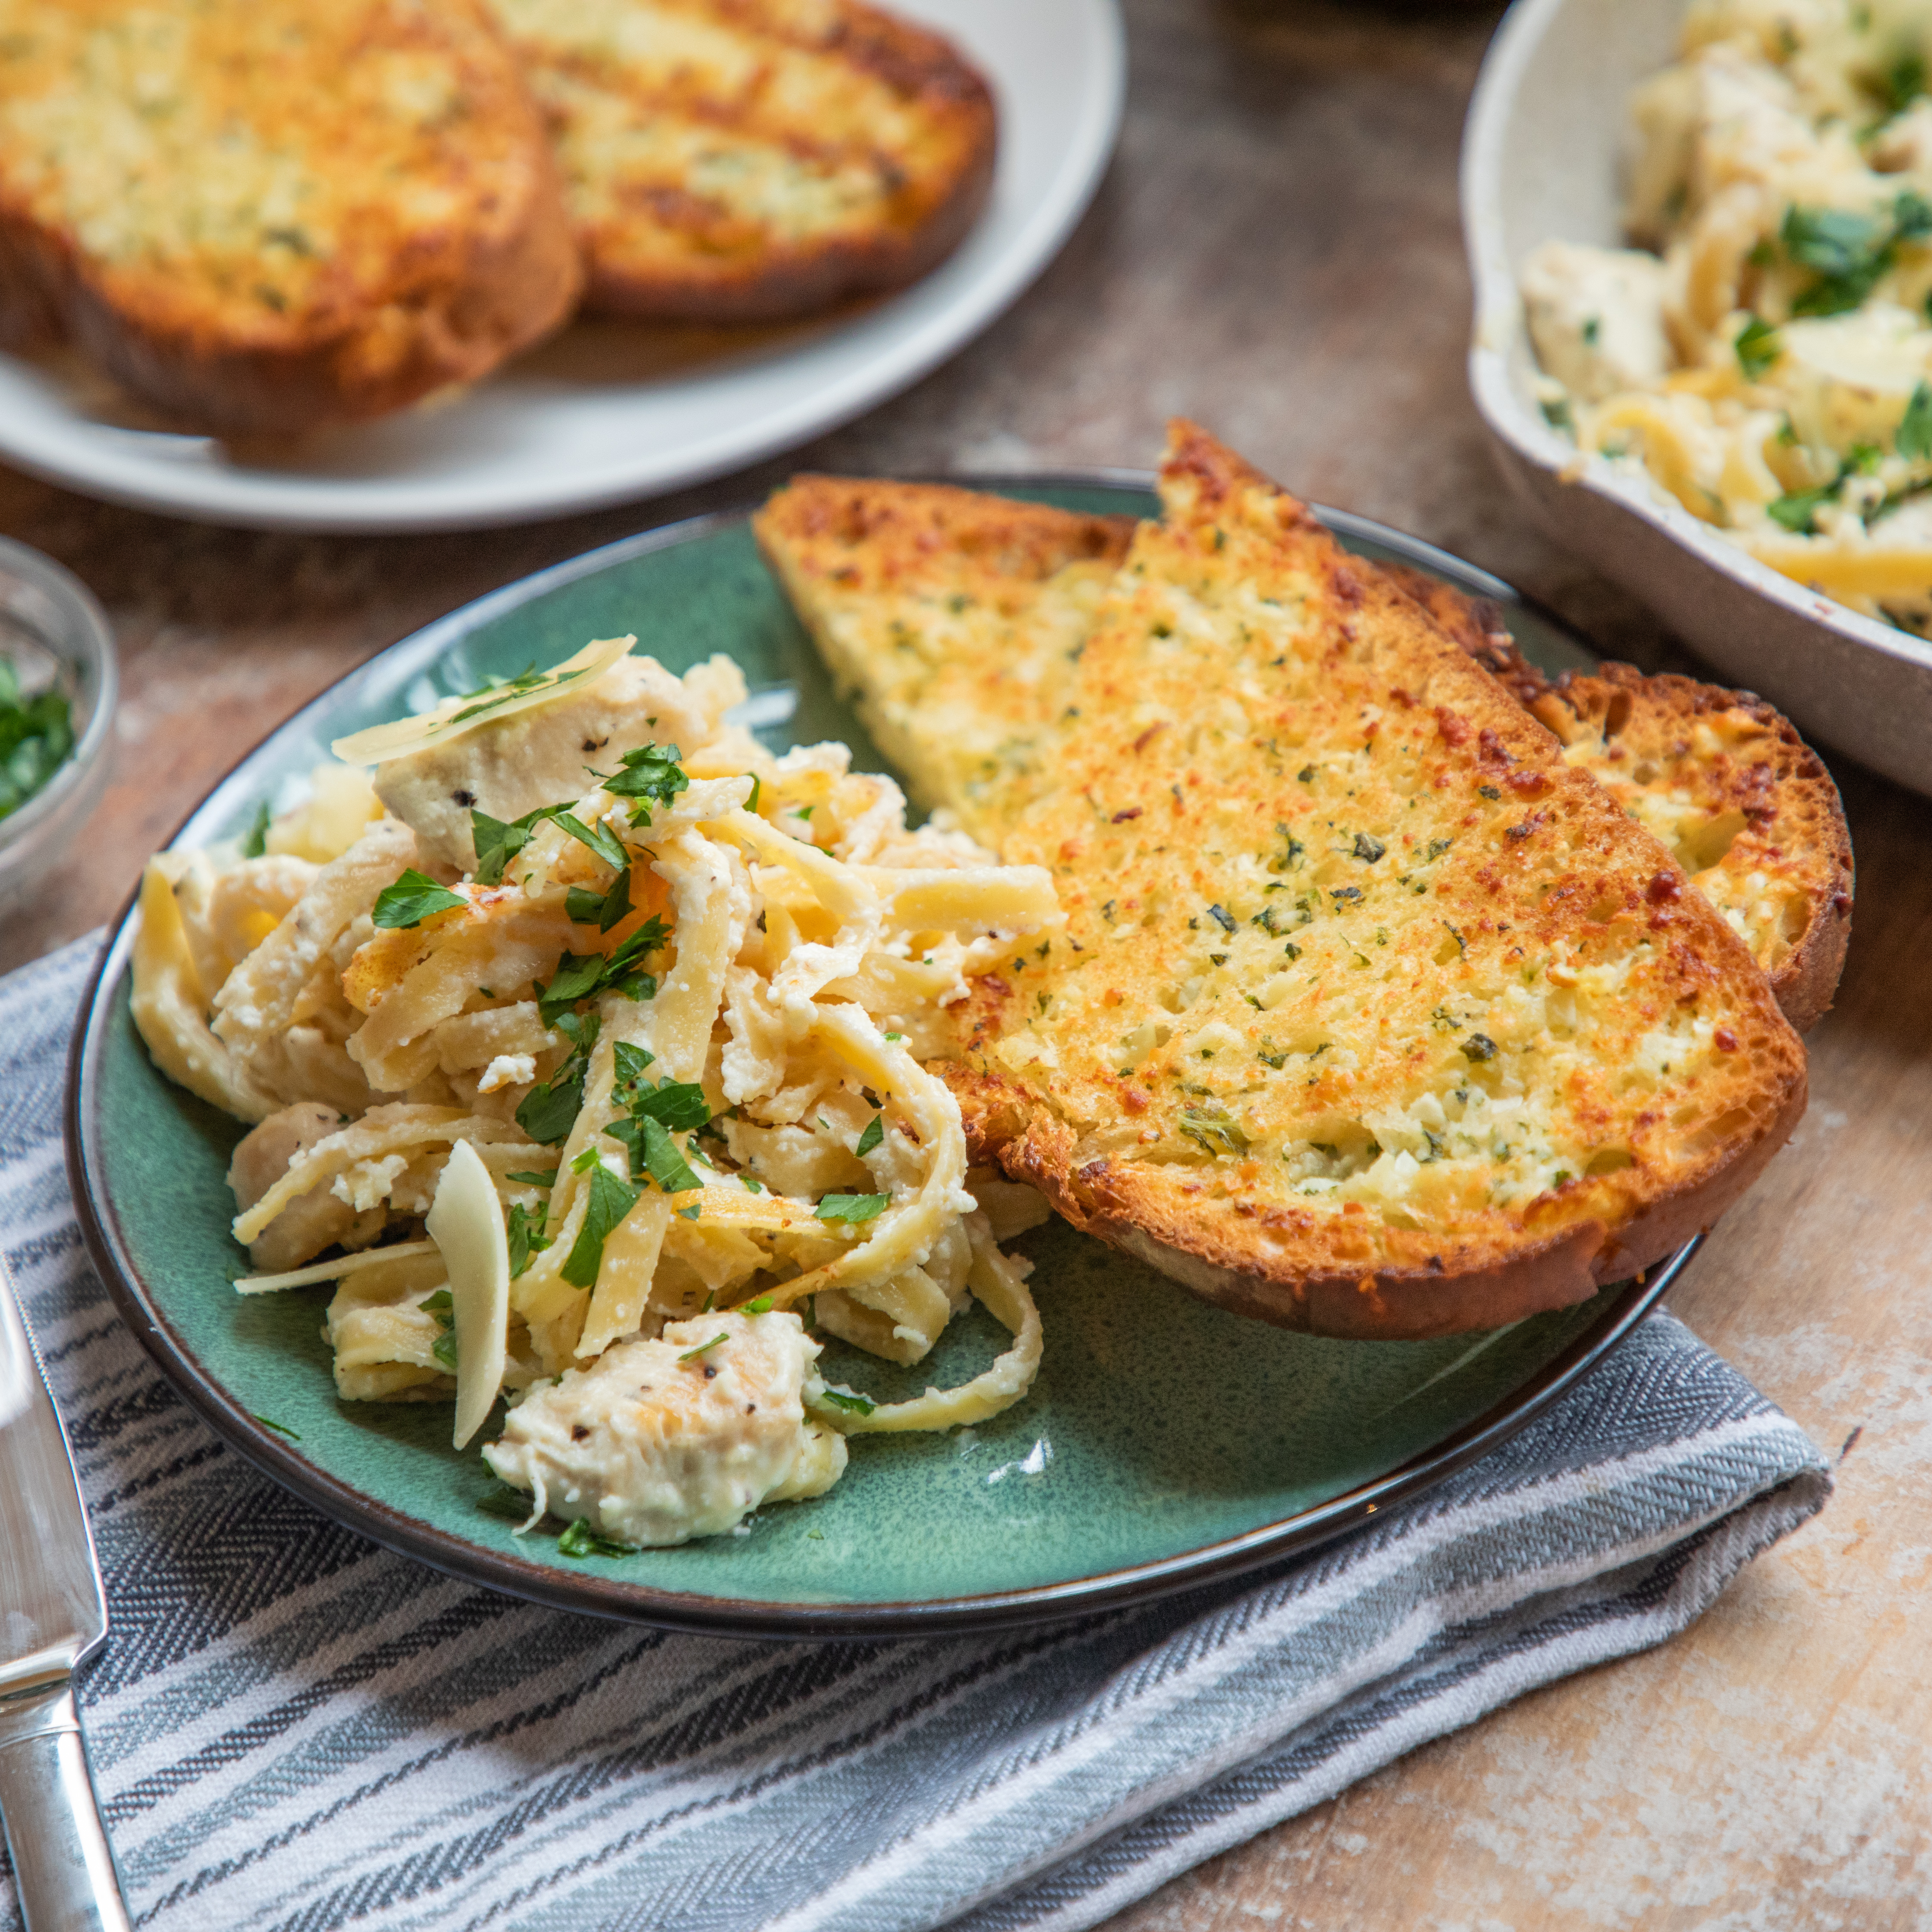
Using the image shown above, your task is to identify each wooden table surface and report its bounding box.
[6,2,1928,1924]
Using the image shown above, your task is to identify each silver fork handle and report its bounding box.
[0,1679,130,1932]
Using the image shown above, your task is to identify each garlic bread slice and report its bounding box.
[767,427,1811,1339]
[0,0,581,433]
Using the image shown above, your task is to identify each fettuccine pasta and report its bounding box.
[131,639,1060,1547]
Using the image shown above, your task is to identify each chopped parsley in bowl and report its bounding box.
[0,536,116,909]
[0,655,75,822]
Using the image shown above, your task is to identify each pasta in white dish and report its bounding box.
[130,637,1059,1548]
[1523,0,1932,633]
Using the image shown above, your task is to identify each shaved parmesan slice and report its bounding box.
[330,635,636,767]
[426,1139,511,1450]
[235,1239,439,1294]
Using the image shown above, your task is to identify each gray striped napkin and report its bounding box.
[2,932,1828,1932]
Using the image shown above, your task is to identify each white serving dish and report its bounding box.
[1463,0,1932,798]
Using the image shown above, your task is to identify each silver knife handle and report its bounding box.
[0,1680,131,1932]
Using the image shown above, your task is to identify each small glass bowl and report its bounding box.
[0,537,118,910]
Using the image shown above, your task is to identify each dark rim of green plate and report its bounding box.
[65,472,1691,1640]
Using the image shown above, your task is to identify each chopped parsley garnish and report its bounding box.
[1780,194,1932,317]
[443,658,606,728]
[422,1287,458,1369]
[1879,45,1928,113]
[1352,832,1387,862]
[1179,1106,1250,1157]
[1477,785,1502,801]
[471,803,564,885]
[1734,315,1782,381]
[507,1201,552,1278]
[855,1113,884,1157]
[507,1169,558,1189]
[372,869,466,929]
[455,661,545,708]
[241,802,272,858]
[560,1163,642,1287]
[678,1330,731,1363]
[567,866,633,932]
[1900,380,1932,461]
[816,1192,889,1224]
[605,1082,704,1198]
[536,950,611,1025]
[1330,885,1364,905]
[1462,1033,1499,1062]
[557,1518,637,1559]
[612,1040,657,1090]
[745,774,762,813]
[478,1480,531,1521]
[600,742,690,827]
[1766,483,1838,533]
[0,662,74,823]
[252,1413,301,1441]
[637,1115,702,1195]
[553,810,628,871]
[743,1295,774,1314]
[815,1386,876,1417]
[1206,903,1237,932]
[515,1011,599,1144]
[602,919,670,1000]
[628,1075,710,1133]
[533,918,669,1025]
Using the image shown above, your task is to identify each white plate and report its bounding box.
[0,0,1123,535]
[1462,0,1932,798]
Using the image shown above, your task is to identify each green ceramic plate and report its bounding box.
[67,477,1690,1637]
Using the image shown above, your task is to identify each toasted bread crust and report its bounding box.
[495,0,996,321]
[1005,1056,1809,1339]
[0,0,583,434]
[1526,665,1853,1033]
[1380,563,1552,708]
[766,426,1811,1338]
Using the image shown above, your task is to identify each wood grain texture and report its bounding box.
[2,0,1926,1923]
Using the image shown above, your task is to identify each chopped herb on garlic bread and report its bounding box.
[763,426,1810,1339]
[483,0,996,320]
[0,0,582,434]
[761,486,1853,1035]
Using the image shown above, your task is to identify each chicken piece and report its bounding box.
[1520,241,1672,403]
[374,656,722,872]
[227,1101,385,1272]
[482,1311,846,1546]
